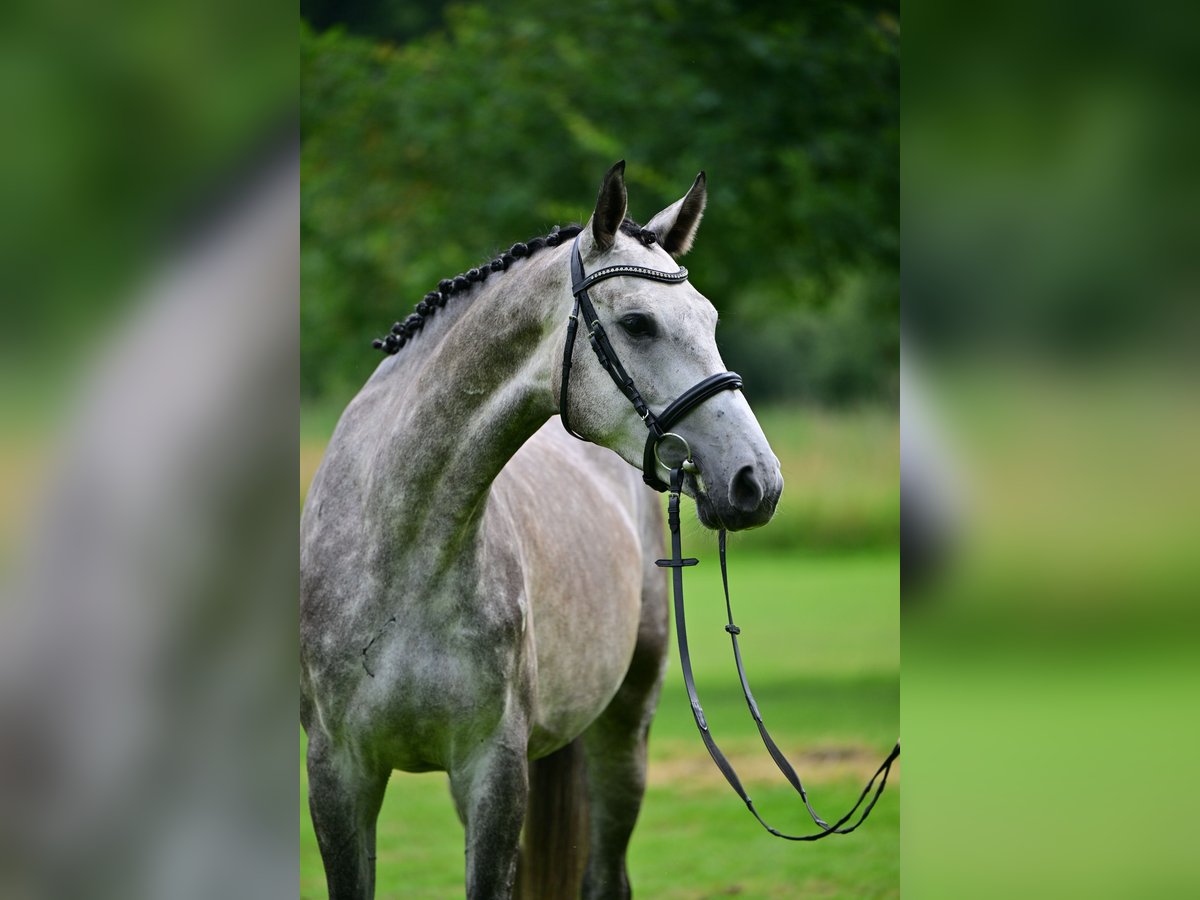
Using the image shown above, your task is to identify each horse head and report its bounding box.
[558,161,783,531]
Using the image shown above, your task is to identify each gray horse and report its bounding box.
[301,162,782,899]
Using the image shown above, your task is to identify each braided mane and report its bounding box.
[373,218,658,354]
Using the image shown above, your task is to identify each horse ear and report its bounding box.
[589,160,628,251]
[646,172,707,258]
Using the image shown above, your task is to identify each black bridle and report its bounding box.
[559,234,743,492]
[559,233,900,841]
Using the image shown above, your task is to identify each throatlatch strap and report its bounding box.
[658,468,900,841]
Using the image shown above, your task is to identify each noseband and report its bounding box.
[558,233,899,841]
[558,233,743,491]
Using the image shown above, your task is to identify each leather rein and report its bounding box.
[559,234,900,840]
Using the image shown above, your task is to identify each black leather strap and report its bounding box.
[658,467,900,841]
[559,292,585,440]
[562,239,662,438]
[574,261,689,293]
[658,372,744,432]
[571,241,662,430]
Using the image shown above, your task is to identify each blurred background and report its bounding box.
[904,0,1200,895]
[300,1,899,897]
[300,0,899,410]
[0,1,297,898]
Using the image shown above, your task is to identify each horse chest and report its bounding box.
[353,585,530,769]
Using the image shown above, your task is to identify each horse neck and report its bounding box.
[366,247,568,566]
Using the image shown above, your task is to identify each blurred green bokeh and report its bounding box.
[905,0,1200,894]
[0,0,295,363]
[301,0,899,407]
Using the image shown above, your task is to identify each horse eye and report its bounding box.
[618,313,656,338]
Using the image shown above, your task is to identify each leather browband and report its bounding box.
[574,261,690,293]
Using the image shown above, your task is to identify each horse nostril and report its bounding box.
[729,465,763,514]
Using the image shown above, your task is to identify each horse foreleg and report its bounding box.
[580,634,667,898]
[306,734,389,900]
[578,694,655,899]
[450,739,529,900]
[578,533,669,900]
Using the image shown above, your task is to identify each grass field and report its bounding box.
[300,404,899,898]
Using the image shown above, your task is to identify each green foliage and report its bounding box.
[301,2,898,402]
[301,0,447,43]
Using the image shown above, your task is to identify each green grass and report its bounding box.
[744,406,899,553]
[301,551,899,899]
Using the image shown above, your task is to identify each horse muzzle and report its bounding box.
[694,461,782,532]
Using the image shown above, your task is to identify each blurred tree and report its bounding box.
[301,0,898,403]
[300,0,446,42]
